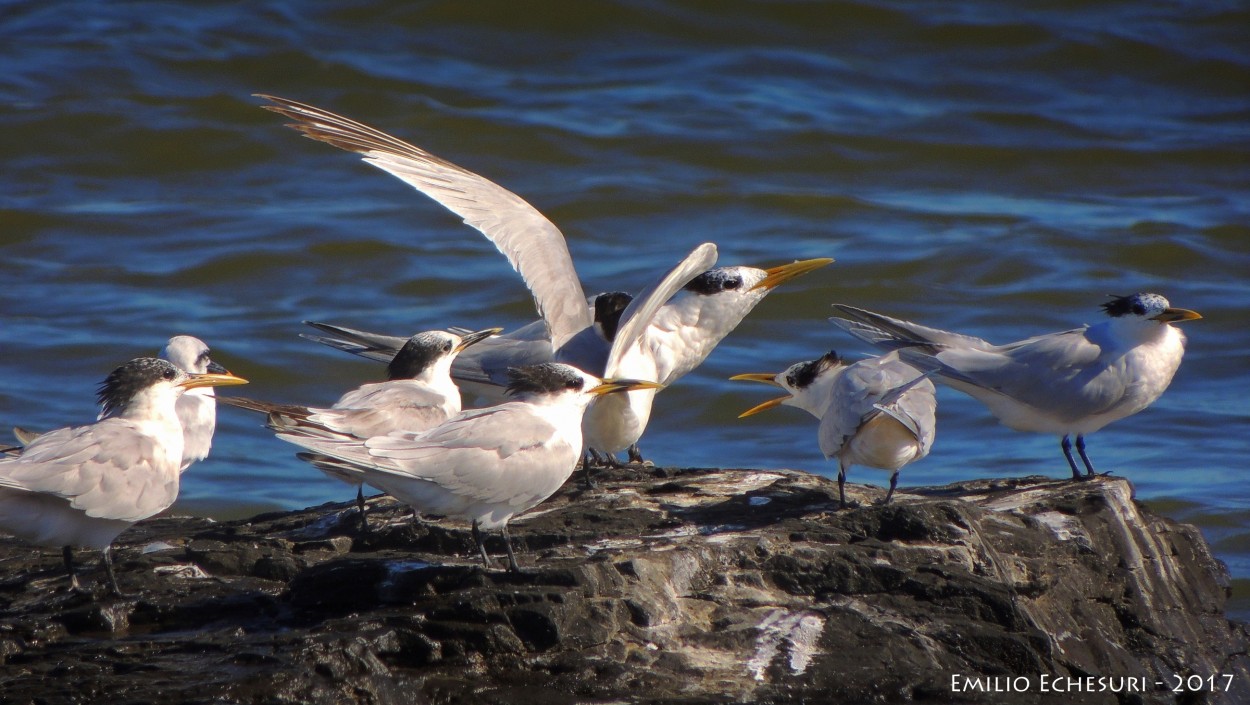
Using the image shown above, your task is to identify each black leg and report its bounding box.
[837,466,847,509]
[102,546,130,598]
[62,545,84,594]
[1061,435,1082,480]
[471,520,492,569]
[1075,435,1097,477]
[627,444,645,465]
[883,470,899,504]
[356,485,370,533]
[501,524,520,573]
[581,450,598,488]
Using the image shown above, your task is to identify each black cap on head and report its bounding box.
[98,358,181,418]
[1100,293,1168,319]
[594,292,633,342]
[388,332,454,380]
[786,351,842,390]
[684,268,744,296]
[505,363,586,397]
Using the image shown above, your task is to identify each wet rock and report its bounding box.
[0,468,1246,704]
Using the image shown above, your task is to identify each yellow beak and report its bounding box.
[181,372,249,390]
[1151,307,1202,323]
[737,395,790,418]
[728,372,784,388]
[750,257,834,291]
[589,378,664,395]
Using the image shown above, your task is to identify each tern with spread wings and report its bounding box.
[257,95,831,465]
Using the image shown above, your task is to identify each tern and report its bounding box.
[271,363,662,572]
[0,358,246,595]
[733,351,936,506]
[13,335,235,474]
[161,336,235,472]
[256,95,831,464]
[829,293,1202,479]
[219,328,499,529]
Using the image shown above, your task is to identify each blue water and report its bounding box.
[1,0,1248,613]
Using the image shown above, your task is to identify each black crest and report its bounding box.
[787,351,843,389]
[1100,293,1167,318]
[684,268,744,296]
[97,358,180,418]
[388,332,453,380]
[594,291,633,342]
[505,363,585,397]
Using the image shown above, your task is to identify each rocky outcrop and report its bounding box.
[0,468,1246,704]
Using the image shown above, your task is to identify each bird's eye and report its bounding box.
[1132,303,1146,315]
[724,278,741,290]
[785,374,795,387]
[566,379,582,390]
[163,368,178,380]
[444,341,454,353]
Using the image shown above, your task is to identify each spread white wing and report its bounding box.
[605,242,717,376]
[260,95,592,350]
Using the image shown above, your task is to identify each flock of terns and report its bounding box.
[0,96,1201,595]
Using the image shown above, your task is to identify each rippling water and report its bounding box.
[2,1,1248,615]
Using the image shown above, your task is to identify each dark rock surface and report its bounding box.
[1,468,1246,704]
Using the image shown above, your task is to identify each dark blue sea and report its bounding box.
[1,1,1247,616]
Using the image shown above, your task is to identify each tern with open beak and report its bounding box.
[733,351,935,506]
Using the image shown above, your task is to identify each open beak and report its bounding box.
[455,327,504,352]
[589,378,664,396]
[737,395,790,418]
[1151,307,1202,323]
[728,372,784,388]
[750,257,834,292]
[181,372,249,390]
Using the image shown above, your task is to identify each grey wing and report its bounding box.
[906,327,1122,419]
[370,405,575,509]
[259,96,592,350]
[829,305,993,353]
[817,361,895,457]
[551,326,611,377]
[12,426,42,446]
[281,405,573,510]
[301,321,407,364]
[606,242,718,376]
[454,319,558,389]
[869,363,937,455]
[325,382,453,437]
[0,421,178,522]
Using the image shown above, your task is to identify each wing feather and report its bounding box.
[607,242,717,375]
[0,421,178,522]
[260,95,592,349]
[277,403,577,515]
